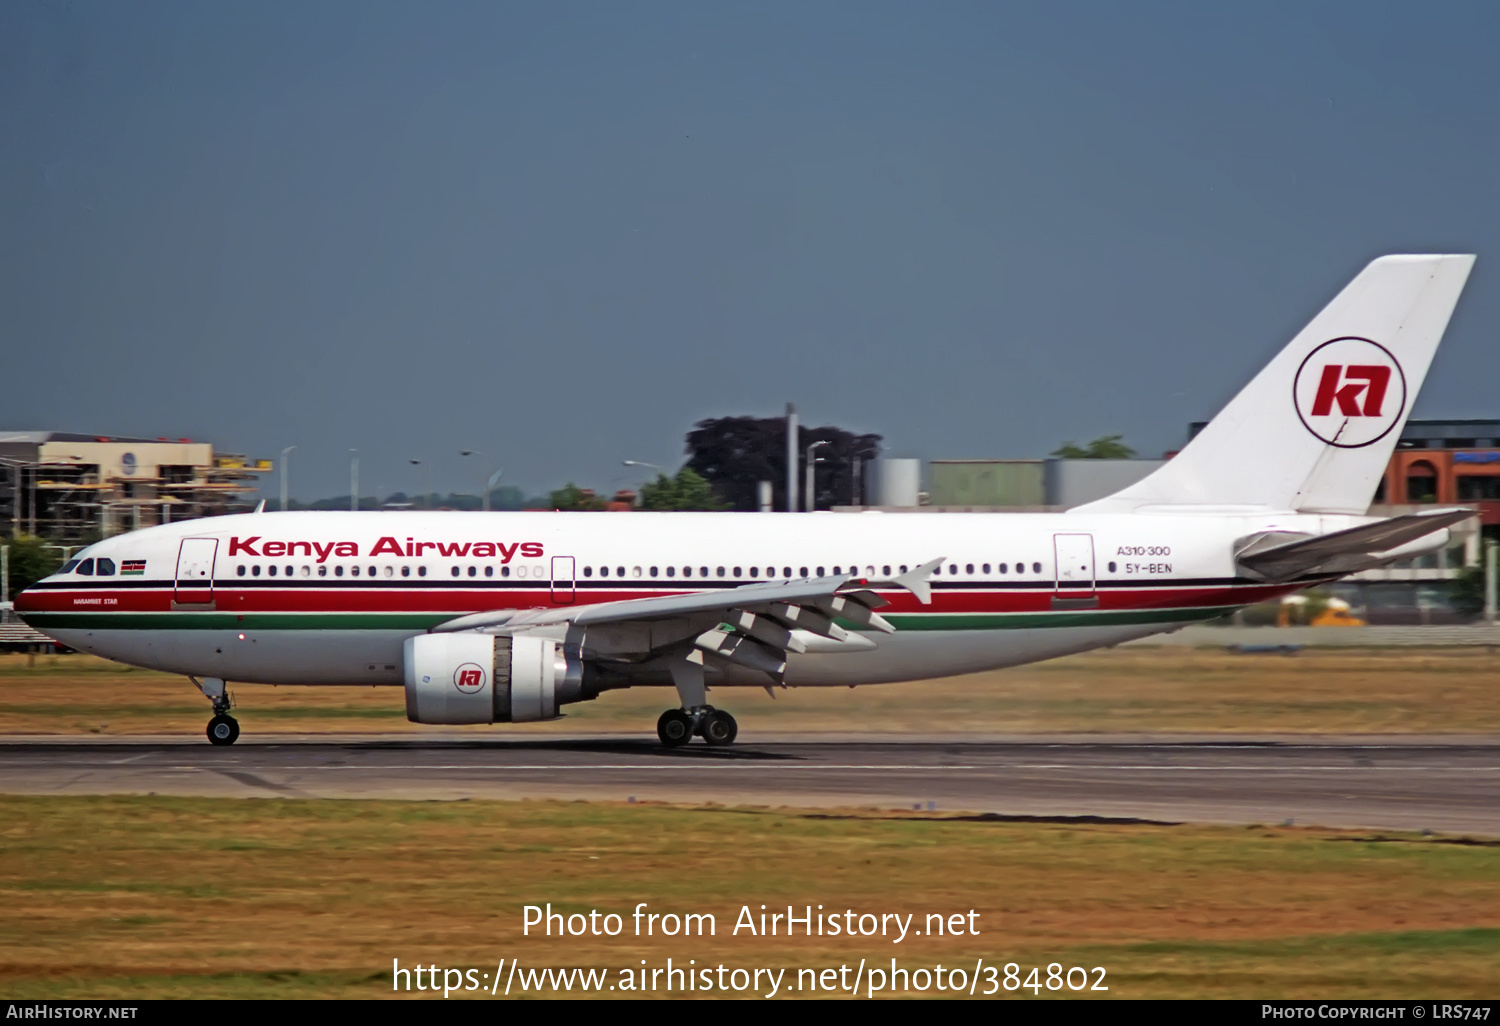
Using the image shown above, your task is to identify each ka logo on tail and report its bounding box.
[1293,337,1406,448]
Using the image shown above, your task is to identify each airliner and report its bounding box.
[16,255,1478,747]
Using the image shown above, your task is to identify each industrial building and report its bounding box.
[0,432,271,544]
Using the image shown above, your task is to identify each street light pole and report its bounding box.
[785,403,798,513]
[410,460,432,508]
[805,441,828,513]
[349,449,359,512]
[279,445,296,512]
[484,468,505,513]
[460,450,487,511]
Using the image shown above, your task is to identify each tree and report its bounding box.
[1051,434,1136,459]
[639,468,729,511]
[1450,563,1485,621]
[546,483,606,511]
[684,416,882,511]
[3,535,64,597]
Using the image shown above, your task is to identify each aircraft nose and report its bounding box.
[13,584,43,618]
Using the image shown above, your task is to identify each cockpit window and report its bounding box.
[75,559,95,576]
[60,559,80,574]
[95,558,116,576]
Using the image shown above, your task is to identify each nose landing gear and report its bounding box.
[656,707,738,748]
[191,676,239,746]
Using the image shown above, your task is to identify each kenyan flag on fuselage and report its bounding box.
[121,560,146,576]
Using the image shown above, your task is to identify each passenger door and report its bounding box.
[174,538,218,606]
[1052,533,1098,609]
[550,555,576,605]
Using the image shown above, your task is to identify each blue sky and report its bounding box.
[3,1,1497,500]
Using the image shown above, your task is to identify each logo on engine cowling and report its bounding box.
[453,662,486,694]
[1293,337,1407,449]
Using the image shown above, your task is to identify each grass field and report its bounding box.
[2,646,1499,737]
[1,795,1496,999]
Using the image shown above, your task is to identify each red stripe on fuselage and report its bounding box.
[17,580,1301,617]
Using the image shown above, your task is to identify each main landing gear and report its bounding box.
[657,707,738,749]
[191,676,239,746]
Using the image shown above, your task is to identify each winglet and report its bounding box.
[878,558,944,605]
[253,499,266,513]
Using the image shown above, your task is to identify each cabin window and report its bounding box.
[749,567,759,577]
[618,567,626,578]
[401,566,411,578]
[335,566,346,577]
[95,558,115,576]
[733,567,742,577]
[367,566,375,577]
[947,564,957,575]
[318,565,328,577]
[982,563,990,574]
[301,565,311,577]
[583,566,593,577]
[883,565,892,577]
[251,564,261,577]
[597,566,606,577]
[451,567,460,577]
[700,567,708,578]
[1032,562,1042,573]
[484,565,493,578]
[285,565,293,577]
[76,559,95,576]
[717,567,726,577]
[782,567,791,578]
[966,563,974,575]
[417,566,427,577]
[237,565,246,577]
[383,566,393,578]
[467,566,477,577]
[268,565,277,577]
[666,566,676,577]
[1013,561,1023,574]
[833,566,842,575]
[816,566,825,577]
[998,563,1007,573]
[500,566,509,578]
[1108,562,1117,573]
[682,567,691,578]
[900,565,908,574]
[648,567,657,577]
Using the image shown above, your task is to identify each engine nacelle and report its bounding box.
[403,633,583,725]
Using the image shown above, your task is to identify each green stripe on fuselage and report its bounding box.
[26,605,1237,632]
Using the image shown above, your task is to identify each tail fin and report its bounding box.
[1074,254,1476,515]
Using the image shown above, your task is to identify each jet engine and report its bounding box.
[403,632,586,725]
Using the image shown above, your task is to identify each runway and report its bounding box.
[2,734,1498,835]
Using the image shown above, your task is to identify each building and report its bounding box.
[0,432,271,544]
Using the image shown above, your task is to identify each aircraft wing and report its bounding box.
[1235,508,1475,582]
[430,559,944,682]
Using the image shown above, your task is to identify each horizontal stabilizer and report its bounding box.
[1236,508,1476,581]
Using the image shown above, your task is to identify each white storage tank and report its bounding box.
[869,458,921,507]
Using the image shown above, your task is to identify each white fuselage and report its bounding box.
[17,508,1352,689]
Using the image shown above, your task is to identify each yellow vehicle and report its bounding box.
[1277,594,1366,627]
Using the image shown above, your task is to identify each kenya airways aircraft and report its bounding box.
[15,255,1479,747]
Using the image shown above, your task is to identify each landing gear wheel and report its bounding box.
[207,714,240,747]
[701,710,738,747]
[657,709,693,749]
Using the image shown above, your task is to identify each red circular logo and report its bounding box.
[1292,337,1406,449]
[453,662,487,694]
